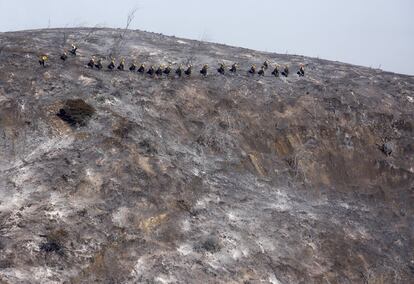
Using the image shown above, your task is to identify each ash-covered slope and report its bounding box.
[0,28,413,283]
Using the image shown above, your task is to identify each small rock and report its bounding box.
[379,142,394,156]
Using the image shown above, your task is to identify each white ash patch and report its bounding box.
[103,96,120,106]
[194,195,220,209]
[177,243,192,256]
[176,40,189,45]
[25,135,74,162]
[230,245,249,260]
[78,75,96,86]
[155,275,176,284]
[44,192,73,220]
[130,256,148,279]
[10,166,35,188]
[112,207,131,228]
[269,273,283,284]
[0,266,64,284]
[84,168,103,191]
[181,219,191,232]
[226,211,239,222]
[190,167,200,176]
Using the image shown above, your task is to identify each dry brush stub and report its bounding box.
[0,28,413,283]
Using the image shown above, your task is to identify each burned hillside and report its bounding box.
[0,28,413,283]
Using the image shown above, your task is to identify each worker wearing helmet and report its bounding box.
[200,64,208,76]
[108,58,115,70]
[248,65,256,75]
[87,57,95,68]
[175,64,183,77]
[156,65,164,76]
[258,66,265,76]
[95,58,103,70]
[163,64,172,76]
[69,44,78,56]
[271,65,280,77]
[60,51,68,61]
[129,61,137,71]
[281,65,289,77]
[147,65,155,76]
[138,64,146,73]
[117,58,125,71]
[39,55,48,67]
[217,63,226,75]
[230,63,238,73]
[297,64,305,77]
[185,65,193,76]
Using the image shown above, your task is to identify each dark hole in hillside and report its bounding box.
[40,240,64,256]
[56,99,95,127]
[139,139,158,154]
[194,238,221,253]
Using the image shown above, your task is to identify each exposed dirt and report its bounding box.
[0,28,413,283]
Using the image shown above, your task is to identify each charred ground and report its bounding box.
[0,28,413,283]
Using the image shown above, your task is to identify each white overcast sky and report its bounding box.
[1,0,413,75]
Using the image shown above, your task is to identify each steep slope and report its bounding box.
[0,28,413,283]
